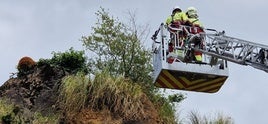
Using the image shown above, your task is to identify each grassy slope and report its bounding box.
[0,71,234,124]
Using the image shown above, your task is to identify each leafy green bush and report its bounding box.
[37,48,89,74]
[150,93,185,124]
[168,93,186,103]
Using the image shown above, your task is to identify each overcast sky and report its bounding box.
[1,0,268,123]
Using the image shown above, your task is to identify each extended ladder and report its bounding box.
[198,29,268,73]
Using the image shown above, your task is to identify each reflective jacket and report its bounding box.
[188,17,204,34]
[166,12,189,25]
[188,18,203,28]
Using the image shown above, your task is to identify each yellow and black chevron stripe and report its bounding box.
[154,70,228,93]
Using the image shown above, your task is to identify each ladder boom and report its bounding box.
[202,31,268,72]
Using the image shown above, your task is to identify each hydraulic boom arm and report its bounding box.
[199,29,268,73]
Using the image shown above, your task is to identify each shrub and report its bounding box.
[51,48,88,73]
[17,56,36,77]
[37,48,89,74]
[151,93,178,124]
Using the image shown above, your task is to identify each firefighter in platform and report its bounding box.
[166,6,189,26]
[186,7,204,62]
[165,6,190,63]
[186,7,203,28]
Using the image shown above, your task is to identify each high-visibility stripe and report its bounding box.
[162,70,183,88]
[156,78,168,88]
[207,86,222,93]
[167,70,189,87]
[205,85,223,93]
[154,70,227,93]
[176,77,188,88]
[159,76,175,88]
[191,79,207,84]
[163,70,185,88]
[187,77,219,87]
[179,77,206,86]
[194,81,224,92]
[179,77,191,85]
[187,77,226,90]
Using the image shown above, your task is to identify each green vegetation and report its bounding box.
[0,99,14,121]
[153,94,178,124]
[81,7,180,123]
[59,71,145,120]
[0,99,59,124]
[81,7,152,86]
[38,47,88,74]
[87,71,144,120]
[32,112,59,124]
[58,72,89,113]
[150,93,186,124]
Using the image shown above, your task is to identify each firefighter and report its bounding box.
[166,6,189,54]
[166,6,189,62]
[166,6,189,26]
[186,7,203,28]
[186,7,204,62]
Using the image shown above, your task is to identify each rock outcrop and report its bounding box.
[0,64,67,114]
[0,64,161,124]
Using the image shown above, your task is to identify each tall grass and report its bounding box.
[58,71,145,120]
[88,71,144,120]
[58,72,90,113]
[188,111,202,124]
[187,111,234,124]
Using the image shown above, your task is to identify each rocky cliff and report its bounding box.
[0,64,160,124]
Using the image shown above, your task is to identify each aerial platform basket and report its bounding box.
[152,24,229,93]
[153,57,229,93]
